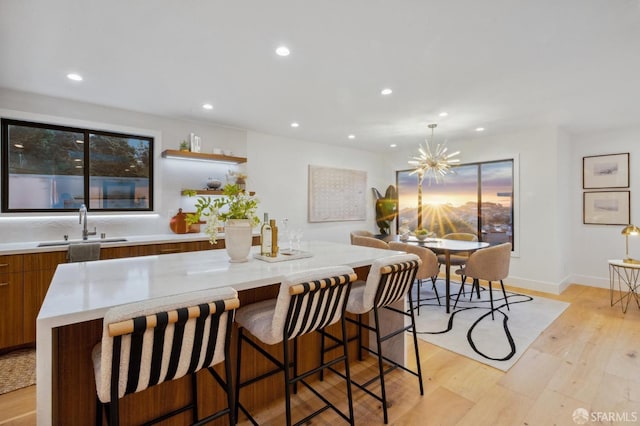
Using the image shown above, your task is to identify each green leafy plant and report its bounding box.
[184,183,260,244]
[179,140,190,151]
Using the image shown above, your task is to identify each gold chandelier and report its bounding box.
[408,123,460,185]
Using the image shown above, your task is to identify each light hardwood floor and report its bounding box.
[1,284,638,425]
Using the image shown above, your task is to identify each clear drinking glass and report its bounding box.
[281,218,295,254]
[293,228,303,252]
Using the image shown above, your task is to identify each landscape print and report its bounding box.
[583,191,630,225]
[583,153,629,189]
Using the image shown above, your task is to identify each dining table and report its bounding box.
[390,235,490,313]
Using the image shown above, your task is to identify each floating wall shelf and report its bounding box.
[182,189,255,196]
[161,149,247,164]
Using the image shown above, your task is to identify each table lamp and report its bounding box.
[621,224,640,264]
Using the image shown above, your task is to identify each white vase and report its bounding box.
[224,219,253,263]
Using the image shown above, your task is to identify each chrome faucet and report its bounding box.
[79,204,97,240]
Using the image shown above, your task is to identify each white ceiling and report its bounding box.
[1,0,640,151]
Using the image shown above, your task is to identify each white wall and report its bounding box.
[0,88,389,246]
[389,126,571,293]
[246,131,391,245]
[569,126,640,288]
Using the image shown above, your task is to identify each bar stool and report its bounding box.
[92,287,239,426]
[324,254,423,424]
[234,266,357,426]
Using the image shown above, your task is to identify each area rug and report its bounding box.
[0,348,36,394]
[412,279,569,371]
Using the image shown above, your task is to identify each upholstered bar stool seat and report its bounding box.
[93,287,239,426]
[235,266,357,426]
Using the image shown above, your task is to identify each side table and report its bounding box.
[608,259,640,313]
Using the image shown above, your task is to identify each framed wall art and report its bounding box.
[308,165,366,222]
[583,153,629,189]
[583,191,630,225]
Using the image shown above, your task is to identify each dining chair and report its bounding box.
[351,234,389,249]
[349,230,375,244]
[388,241,441,312]
[453,242,512,319]
[234,266,357,426]
[323,254,423,424]
[438,232,478,296]
[93,287,239,426]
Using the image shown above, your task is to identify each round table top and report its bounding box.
[392,235,490,252]
[609,259,640,268]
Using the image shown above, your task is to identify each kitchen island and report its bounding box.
[36,240,404,425]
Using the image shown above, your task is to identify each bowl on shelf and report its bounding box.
[206,178,223,190]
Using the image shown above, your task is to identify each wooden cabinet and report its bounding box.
[23,251,68,343]
[0,236,261,349]
[0,255,24,348]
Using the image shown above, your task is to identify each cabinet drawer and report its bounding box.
[0,254,24,274]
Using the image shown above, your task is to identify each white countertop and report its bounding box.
[37,240,398,328]
[36,240,399,424]
[0,232,214,255]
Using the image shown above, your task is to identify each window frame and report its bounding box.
[1,118,154,213]
[396,158,515,249]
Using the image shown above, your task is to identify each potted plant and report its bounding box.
[185,184,260,262]
[179,140,190,152]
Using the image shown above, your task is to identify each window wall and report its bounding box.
[397,159,514,245]
[1,119,153,212]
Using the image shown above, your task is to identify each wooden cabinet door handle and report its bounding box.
[0,263,9,268]
[0,282,9,287]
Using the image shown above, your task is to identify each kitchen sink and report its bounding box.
[37,238,128,247]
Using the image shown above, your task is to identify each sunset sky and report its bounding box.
[396,161,513,209]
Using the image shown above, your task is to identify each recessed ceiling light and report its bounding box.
[202,103,213,110]
[475,127,485,132]
[276,46,290,56]
[67,73,83,81]
[290,122,299,128]
[348,134,355,140]
[76,139,84,144]
[14,143,24,149]
[390,144,397,148]
[439,112,449,117]
[381,88,393,96]
[74,158,82,162]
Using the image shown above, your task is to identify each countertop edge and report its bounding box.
[0,233,224,255]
